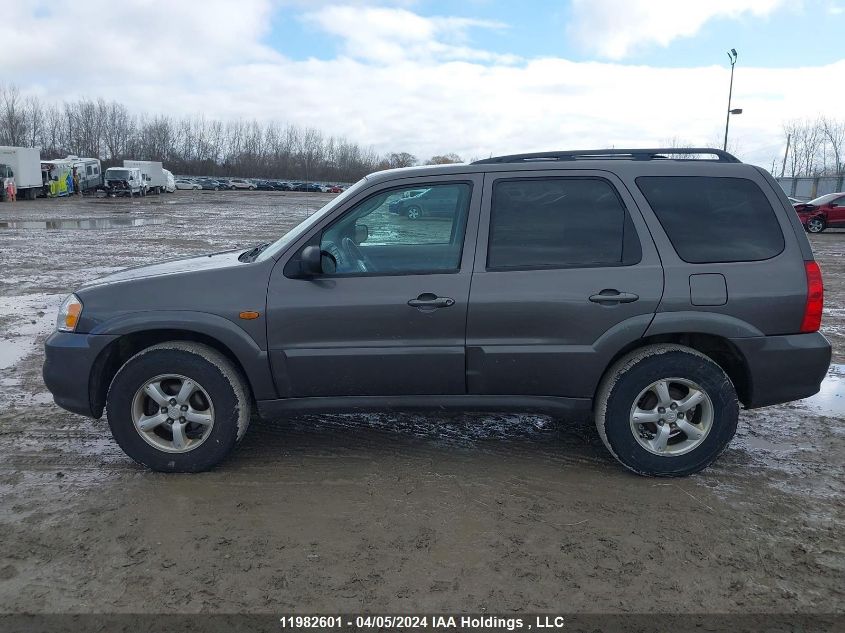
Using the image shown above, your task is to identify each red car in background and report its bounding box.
[793,192,845,233]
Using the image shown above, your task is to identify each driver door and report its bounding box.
[266,175,482,397]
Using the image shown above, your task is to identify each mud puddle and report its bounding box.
[0,216,167,230]
[798,364,845,418]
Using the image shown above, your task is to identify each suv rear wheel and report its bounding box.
[594,344,738,476]
[106,341,251,472]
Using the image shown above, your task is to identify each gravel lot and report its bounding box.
[0,191,843,615]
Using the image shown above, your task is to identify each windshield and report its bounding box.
[806,193,839,205]
[106,169,130,180]
[254,178,368,262]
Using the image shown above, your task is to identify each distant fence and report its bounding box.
[776,176,845,199]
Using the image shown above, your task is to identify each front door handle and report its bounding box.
[407,293,455,309]
[589,290,639,304]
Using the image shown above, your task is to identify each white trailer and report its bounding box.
[124,160,166,194]
[0,146,42,200]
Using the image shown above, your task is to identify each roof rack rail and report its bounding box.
[471,148,741,164]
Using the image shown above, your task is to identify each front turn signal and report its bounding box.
[57,294,83,332]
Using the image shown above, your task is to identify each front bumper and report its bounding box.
[43,331,118,418]
[731,332,832,409]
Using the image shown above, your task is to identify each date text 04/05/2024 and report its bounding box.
[278,615,568,629]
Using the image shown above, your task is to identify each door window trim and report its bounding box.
[484,175,643,272]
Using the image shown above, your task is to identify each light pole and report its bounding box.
[723,48,742,151]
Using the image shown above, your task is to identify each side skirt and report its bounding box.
[256,395,593,420]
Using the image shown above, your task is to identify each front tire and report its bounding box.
[594,344,738,477]
[806,216,826,233]
[106,342,251,472]
[406,205,422,220]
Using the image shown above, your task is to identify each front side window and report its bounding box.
[487,177,639,270]
[319,182,471,275]
[637,176,784,263]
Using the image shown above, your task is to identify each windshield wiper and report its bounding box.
[238,242,271,262]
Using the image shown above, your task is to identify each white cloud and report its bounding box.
[569,0,789,59]
[302,5,515,63]
[0,1,842,169]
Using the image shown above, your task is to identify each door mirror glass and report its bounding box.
[354,224,369,244]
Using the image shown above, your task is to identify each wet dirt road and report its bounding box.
[0,191,843,615]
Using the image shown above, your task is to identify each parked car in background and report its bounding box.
[213,178,232,190]
[175,179,200,190]
[229,178,256,190]
[255,180,277,191]
[42,147,830,477]
[194,178,221,190]
[793,192,845,233]
[292,182,321,192]
[328,185,344,193]
[388,186,460,219]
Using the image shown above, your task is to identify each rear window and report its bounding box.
[636,176,784,263]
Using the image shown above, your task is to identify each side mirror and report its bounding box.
[354,224,369,244]
[299,245,323,277]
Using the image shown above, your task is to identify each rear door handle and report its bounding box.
[589,290,639,304]
[408,293,455,309]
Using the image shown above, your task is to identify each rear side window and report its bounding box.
[636,176,784,263]
[487,177,641,270]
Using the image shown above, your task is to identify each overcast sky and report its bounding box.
[3,0,844,166]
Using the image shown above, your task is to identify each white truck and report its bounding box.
[124,160,166,195]
[0,146,42,200]
[103,166,144,197]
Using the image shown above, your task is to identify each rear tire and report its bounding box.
[806,217,826,233]
[106,342,251,472]
[594,344,738,477]
[406,205,422,220]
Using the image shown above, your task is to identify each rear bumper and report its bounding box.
[731,332,831,409]
[43,331,118,418]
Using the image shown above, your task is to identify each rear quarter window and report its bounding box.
[636,176,785,263]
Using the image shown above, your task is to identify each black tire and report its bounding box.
[406,205,422,220]
[806,216,826,233]
[106,341,251,472]
[594,344,738,477]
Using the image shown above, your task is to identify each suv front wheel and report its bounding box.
[594,344,738,476]
[106,341,251,472]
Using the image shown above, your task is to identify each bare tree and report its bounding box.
[822,116,845,176]
[0,83,432,182]
[425,153,462,164]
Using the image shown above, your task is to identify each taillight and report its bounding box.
[801,261,823,333]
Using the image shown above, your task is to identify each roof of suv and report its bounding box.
[364,147,752,185]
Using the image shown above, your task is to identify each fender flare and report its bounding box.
[89,310,277,400]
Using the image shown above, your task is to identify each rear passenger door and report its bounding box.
[466,171,663,398]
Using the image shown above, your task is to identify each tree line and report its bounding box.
[0,85,463,183]
[778,116,845,178]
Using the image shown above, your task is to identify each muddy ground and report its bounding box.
[0,191,842,616]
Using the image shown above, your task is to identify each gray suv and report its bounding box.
[43,148,831,476]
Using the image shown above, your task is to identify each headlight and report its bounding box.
[57,294,83,332]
